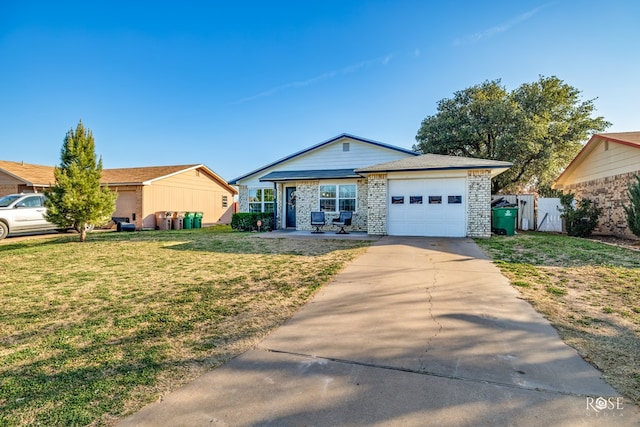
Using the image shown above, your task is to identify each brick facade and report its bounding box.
[467,170,492,238]
[293,181,317,231]
[238,171,494,237]
[293,180,367,232]
[564,170,640,238]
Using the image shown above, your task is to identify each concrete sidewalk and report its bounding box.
[120,236,639,426]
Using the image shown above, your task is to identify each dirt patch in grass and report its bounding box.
[476,232,640,405]
[0,227,371,426]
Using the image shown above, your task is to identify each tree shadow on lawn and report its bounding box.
[0,229,373,257]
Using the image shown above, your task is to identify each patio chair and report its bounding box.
[311,211,325,233]
[332,211,352,234]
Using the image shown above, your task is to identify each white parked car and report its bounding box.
[0,193,59,239]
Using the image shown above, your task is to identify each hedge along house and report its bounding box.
[553,131,640,238]
[0,161,237,230]
[228,134,511,237]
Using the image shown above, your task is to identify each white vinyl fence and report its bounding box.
[537,198,563,232]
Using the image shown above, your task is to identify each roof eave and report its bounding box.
[259,175,361,183]
[102,181,145,186]
[357,165,512,175]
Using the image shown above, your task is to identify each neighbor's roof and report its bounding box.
[103,164,237,194]
[228,133,418,184]
[0,161,237,194]
[594,131,640,146]
[554,131,640,187]
[355,154,512,175]
[0,160,56,186]
[103,164,200,185]
[259,169,361,182]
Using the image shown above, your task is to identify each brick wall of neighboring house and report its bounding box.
[0,185,19,197]
[366,173,388,235]
[563,170,640,238]
[467,170,492,238]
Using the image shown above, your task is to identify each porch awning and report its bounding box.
[259,169,361,182]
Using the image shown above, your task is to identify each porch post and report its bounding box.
[273,182,277,230]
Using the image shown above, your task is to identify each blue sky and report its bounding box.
[1,1,638,181]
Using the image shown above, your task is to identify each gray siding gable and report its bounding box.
[228,133,417,185]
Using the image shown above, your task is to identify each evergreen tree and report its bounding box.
[623,174,640,238]
[45,121,116,242]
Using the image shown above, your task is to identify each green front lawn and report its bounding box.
[475,232,640,404]
[0,227,371,426]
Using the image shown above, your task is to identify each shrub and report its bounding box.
[559,192,602,237]
[623,174,640,238]
[231,212,274,232]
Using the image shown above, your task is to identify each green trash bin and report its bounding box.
[183,212,194,229]
[193,212,203,229]
[492,207,518,236]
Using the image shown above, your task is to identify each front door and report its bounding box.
[286,187,296,228]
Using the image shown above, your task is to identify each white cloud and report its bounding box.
[234,54,393,104]
[453,4,548,46]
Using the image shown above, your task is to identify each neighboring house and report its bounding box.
[0,161,237,230]
[101,165,237,229]
[0,160,55,195]
[553,131,640,238]
[228,134,511,237]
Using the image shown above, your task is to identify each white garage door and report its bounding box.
[388,178,467,237]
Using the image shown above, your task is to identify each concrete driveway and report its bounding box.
[120,236,639,426]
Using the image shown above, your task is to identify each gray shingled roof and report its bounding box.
[355,154,512,173]
[259,169,360,182]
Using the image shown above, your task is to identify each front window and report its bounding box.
[319,184,356,212]
[249,188,274,213]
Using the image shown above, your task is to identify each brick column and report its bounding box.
[237,185,249,212]
[467,170,491,238]
[367,174,387,235]
[295,181,318,231]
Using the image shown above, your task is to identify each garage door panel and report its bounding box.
[388,178,466,237]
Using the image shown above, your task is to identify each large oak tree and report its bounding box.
[45,121,116,242]
[413,76,610,193]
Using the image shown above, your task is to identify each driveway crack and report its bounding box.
[419,268,443,370]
